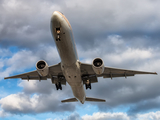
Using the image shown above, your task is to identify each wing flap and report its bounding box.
[103,74,134,78]
[21,76,47,80]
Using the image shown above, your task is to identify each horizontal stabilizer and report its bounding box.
[61,98,78,103]
[85,97,106,102]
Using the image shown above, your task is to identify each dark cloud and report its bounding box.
[19,80,72,95]
[84,74,160,113]
[67,113,82,120]
[0,0,59,49]
[61,0,160,49]
[1,0,160,50]
[128,97,160,115]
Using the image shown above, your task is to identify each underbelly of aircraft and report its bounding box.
[62,61,86,102]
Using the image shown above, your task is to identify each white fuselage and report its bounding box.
[50,11,85,104]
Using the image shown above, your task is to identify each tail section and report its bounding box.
[61,97,105,103]
[85,97,105,102]
[61,98,78,103]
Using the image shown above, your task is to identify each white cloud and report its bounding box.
[82,112,130,120]
[46,118,53,120]
[81,111,160,120]
[6,50,38,68]
[106,48,153,65]
[18,80,56,94]
[109,35,124,45]
[0,110,10,117]
[137,111,160,120]
[0,91,75,114]
[0,93,33,113]
[0,49,39,80]
[0,45,60,80]
[78,34,156,69]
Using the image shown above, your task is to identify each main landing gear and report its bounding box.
[55,75,64,90]
[82,75,92,90]
[85,80,91,90]
[55,82,62,90]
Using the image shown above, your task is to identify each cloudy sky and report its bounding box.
[0,0,160,119]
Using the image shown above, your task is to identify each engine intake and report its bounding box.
[92,58,104,75]
[36,60,49,77]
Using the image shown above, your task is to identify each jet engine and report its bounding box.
[36,60,49,77]
[92,58,104,75]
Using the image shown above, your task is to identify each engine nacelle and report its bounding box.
[36,60,49,77]
[92,58,104,75]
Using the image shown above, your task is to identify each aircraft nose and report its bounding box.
[51,11,63,31]
[51,11,62,23]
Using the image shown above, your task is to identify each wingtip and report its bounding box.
[85,97,106,102]
[4,77,12,79]
[155,72,158,75]
[150,72,158,75]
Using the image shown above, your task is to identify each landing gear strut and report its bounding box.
[55,75,65,90]
[55,82,62,90]
[85,80,91,89]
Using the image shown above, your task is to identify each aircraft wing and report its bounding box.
[80,63,157,79]
[4,63,66,84]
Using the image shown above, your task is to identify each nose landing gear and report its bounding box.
[56,28,61,41]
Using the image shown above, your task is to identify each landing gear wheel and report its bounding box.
[89,84,91,89]
[55,83,59,90]
[59,82,62,90]
[55,82,62,90]
[85,83,91,90]
[85,84,88,89]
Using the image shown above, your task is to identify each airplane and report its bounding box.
[4,11,157,104]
